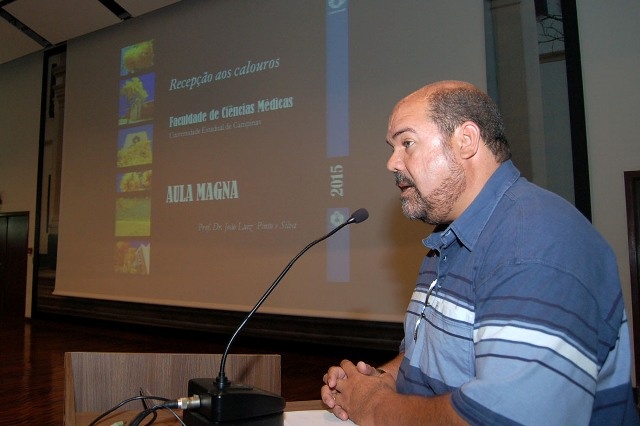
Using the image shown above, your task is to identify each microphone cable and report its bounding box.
[88,394,176,426]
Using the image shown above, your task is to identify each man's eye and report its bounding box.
[402,140,414,148]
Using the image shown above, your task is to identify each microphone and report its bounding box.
[182,208,369,425]
[346,207,369,224]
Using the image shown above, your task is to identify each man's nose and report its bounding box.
[387,150,404,172]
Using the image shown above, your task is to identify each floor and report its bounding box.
[0,314,396,424]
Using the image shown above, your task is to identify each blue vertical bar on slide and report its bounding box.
[326,2,350,283]
[326,208,350,282]
[326,0,349,158]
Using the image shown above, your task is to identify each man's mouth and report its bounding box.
[398,183,412,192]
[394,172,415,193]
[395,178,414,193]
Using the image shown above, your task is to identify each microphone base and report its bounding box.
[183,378,286,425]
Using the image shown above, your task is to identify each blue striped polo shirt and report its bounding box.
[397,160,638,425]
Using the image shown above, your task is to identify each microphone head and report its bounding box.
[349,208,369,224]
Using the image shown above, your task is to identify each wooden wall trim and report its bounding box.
[35,278,403,351]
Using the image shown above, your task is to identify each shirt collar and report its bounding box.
[424,160,520,252]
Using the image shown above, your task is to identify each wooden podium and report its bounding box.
[64,352,282,425]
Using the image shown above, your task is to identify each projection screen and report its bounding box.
[55,0,487,322]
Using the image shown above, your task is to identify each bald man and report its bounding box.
[321,81,638,425]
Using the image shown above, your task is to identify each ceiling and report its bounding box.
[0,0,181,65]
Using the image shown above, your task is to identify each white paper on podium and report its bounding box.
[284,410,356,425]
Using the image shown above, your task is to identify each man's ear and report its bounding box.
[457,121,481,160]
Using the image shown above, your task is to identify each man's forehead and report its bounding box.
[388,100,428,131]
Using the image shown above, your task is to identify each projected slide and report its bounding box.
[56,0,487,320]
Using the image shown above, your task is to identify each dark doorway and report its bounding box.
[0,212,29,321]
[625,171,640,385]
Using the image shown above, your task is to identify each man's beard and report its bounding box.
[394,159,466,225]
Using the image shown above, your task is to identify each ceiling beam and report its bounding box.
[0,7,51,47]
[97,0,131,21]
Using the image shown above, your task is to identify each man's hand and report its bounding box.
[321,361,350,421]
[321,359,396,423]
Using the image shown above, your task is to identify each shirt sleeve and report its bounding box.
[450,261,623,425]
